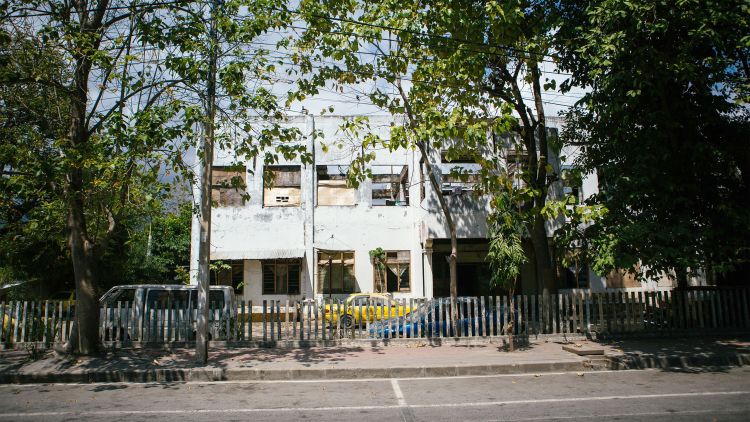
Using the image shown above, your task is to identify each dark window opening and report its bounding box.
[212,166,247,207]
[262,260,301,295]
[318,251,356,294]
[211,260,244,295]
[371,165,409,206]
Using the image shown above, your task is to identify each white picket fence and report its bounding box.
[1,288,748,349]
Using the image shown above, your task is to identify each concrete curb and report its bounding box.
[606,352,750,370]
[0,360,599,384]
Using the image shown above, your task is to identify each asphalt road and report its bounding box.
[1,367,749,421]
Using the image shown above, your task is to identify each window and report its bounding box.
[262,260,301,295]
[561,167,584,204]
[440,153,480,196]
[371,165,409,206]
[211,260,244,295]
[373,251,410,293]
[211,166,247,207]
[264,165,301,207]
[189,290,226,309]
[318,251,356,294]
[507,154,529,189]
[317,165,356,206]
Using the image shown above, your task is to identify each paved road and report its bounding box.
[1,367,749,421]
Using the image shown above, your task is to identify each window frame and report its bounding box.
[317,251,357,294]
[316,165,356,206]
[262,259,301,295]
[211,166,247,207]
[263,165,302,207]
[373,250,411,293]
[371,164,409,206]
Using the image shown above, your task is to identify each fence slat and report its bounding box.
[262,300,267,342]
[20,301,28,343]
[551,294,558,334]
[0,301,6,345]
[276,300,281,341]
[742,289,750,329]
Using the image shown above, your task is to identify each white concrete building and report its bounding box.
[191,114,686,303]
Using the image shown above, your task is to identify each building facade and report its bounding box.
[189,114,623,303]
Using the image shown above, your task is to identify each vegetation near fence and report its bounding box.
[1,289,749,349]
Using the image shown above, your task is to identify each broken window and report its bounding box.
[211,166,247,207]
[317,165,356,206]
[439,153,481,196]
[263,165,301,207]
[262,260,301,295]
[373,251,410,293]
[318,251,356,294]
[210,260,244,295]
[371,165,409,206]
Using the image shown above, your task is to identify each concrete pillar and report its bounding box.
[303,112,316,297]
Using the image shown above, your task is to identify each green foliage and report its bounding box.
[555,0,750,281]
[486,193,527,291]
[369,247,387,292]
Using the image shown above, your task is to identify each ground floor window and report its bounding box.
[262,260,301,295]
[318,251,356,294]
[211,260,244,294]
[374,251,410,293]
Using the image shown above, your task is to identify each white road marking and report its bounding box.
[0,390,747,418]
[488,409,747,422]
[391,379,407,406]
[0,368,660,387]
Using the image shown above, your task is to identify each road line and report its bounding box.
[0,390,747,418]
[410,390,750,408]
[391,379,407,406]
[487,409,747,421]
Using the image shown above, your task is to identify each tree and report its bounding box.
[554,0,750,286]
[3,0,308,355]
[291,1,563,304]
[487,191,527,351]
[369,248,387,293]
[0,6,188,354]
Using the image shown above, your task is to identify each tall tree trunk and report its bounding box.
[67,202,100,355]
[65,53,99,355]
[530,62,555,295]
[196,0,219,364]
[415,141,459,333]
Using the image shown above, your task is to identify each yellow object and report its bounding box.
[323,293,412,327]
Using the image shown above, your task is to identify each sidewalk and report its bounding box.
[1,335,748,384]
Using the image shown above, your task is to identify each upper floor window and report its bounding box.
[212,166,246,207]
[560,166,584,204]
[506,153,529,189]
[264,165,301,207]
[317,165,356,206]
[371,165,409,206]
[439,153,480,196]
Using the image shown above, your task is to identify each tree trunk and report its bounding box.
[196,0,219,364]
[68,219,100,355]
[414,141,459,334]
[532,215,555,295]
[506,290,515,352]
[65,49,100,355]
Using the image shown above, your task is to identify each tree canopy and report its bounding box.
[554,0,750,285]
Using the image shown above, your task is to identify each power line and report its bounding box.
[275,6,560,61]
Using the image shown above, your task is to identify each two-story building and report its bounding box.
[189,114,612,304]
